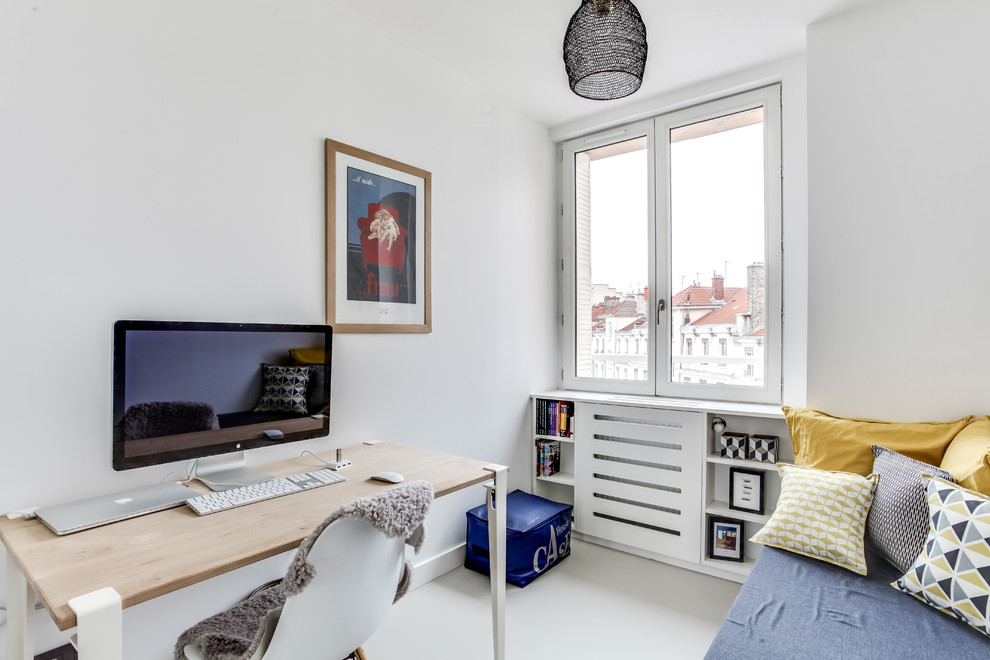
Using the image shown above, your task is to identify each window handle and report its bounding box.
[657,299,666,314]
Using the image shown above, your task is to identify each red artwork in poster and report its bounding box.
[357,203,408,273]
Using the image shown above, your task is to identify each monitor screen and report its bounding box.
[112,320,332,471]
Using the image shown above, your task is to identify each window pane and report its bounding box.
[669,109,766,388]
[574,137,649,381]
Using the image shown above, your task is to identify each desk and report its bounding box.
[0,442,508,660]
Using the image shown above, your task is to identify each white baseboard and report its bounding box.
[572,531,746,584]
[408,542,466,591]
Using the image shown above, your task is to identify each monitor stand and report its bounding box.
[193,452,273,491]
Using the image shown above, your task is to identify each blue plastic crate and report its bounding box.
[465,490,573,587]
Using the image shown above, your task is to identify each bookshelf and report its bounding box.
[700,412,790,577]
[531,397,576,505]
[530,391,790,583]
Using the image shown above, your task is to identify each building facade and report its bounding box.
[590,264,765,386]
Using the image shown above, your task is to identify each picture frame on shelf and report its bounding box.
[325,139,431,333]
[707,515,745,562]
[729,467,765,516]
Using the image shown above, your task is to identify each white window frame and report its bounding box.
[560,85,782,404]
[560,119,656,396]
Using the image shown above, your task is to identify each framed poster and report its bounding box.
[707,515,745,562]
[325,139,431,333]
[729,467,765,515]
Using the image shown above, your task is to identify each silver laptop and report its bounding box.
[35,482,194,535]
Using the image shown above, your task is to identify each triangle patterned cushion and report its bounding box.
[750,463,878,575]
[253,364,311,414]
[892,476,990,638]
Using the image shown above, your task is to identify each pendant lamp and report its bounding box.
[563,0,648,100]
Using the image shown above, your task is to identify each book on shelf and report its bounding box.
[536,439,561,477]
[536,399,573,438]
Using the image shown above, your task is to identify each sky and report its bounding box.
[589,122,765,295]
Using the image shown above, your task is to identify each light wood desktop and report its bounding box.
[0,442,508,660]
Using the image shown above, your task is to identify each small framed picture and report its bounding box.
[708,516,745,562]
[729,467,765,516]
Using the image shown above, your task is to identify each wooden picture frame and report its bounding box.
[325,139,431,333]
[707,515,745,562]
[729,466,765,516]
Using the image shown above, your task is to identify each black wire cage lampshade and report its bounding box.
[563,0,647,101]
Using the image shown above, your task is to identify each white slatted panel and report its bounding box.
[574,151,592,377]
[575,404,703,562]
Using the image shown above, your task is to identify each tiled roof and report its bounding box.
[691,289,748,326]
[619,318,647,332]
[606,299,640,317]
[671,284,743,307]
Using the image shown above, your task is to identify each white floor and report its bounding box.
[364,539,741,659]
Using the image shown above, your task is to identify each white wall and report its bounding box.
[0,1,556,657]
[806,0,990,420]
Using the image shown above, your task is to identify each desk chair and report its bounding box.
[176,481,433,660]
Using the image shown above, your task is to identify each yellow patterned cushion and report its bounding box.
[751,464,878,575]
[892,477,990,637]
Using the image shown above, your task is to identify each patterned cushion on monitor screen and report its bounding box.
[867,445,956,573]
[892,477,990,638]
[253,364,311,414]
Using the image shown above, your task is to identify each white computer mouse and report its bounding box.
[370,471,404,484]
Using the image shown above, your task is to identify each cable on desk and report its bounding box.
[300,450,330,467]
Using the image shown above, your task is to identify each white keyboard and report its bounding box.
[185,469,346,515]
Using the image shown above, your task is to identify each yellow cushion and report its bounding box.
[750,463,878,575]
[288,348,325,364]
[782,406,972,477]
[940,416,990,495]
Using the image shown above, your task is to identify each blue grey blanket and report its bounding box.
[705,547,988,659]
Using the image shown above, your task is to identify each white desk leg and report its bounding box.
[6,555,35,660]
[68,587,122,660]
[484,464,508,660]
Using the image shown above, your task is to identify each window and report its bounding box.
[561,85,782,404]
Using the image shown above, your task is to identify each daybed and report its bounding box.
[706,546,988,658]
[707,407,990,658]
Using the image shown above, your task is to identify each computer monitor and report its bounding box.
[112,320,332,490]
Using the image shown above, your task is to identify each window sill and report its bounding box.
[532,390,784,419]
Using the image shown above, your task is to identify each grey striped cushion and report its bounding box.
[866,445,955,573]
